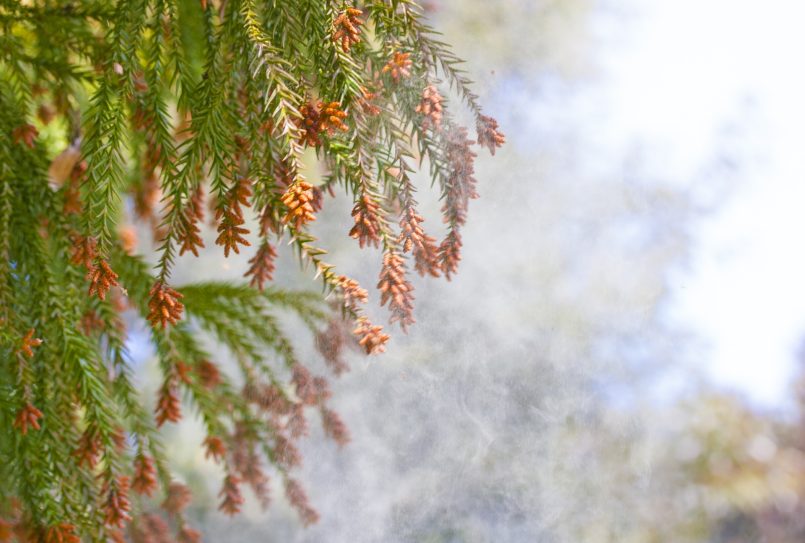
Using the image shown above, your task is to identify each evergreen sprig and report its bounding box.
[0,0,503,539]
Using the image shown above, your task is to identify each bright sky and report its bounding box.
[596,0,805,407]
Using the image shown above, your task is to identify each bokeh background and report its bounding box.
[127,0,805,541]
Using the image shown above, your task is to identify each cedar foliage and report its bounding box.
[0,0,503,540]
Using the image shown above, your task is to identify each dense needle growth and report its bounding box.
[0,0,503,540]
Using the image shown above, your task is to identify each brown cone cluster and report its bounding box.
[296,101,348,147]
[416,85,444,130]
[175,361,192,385]
[177,526,202,543]
[284,478,319,526]
[228,175,253,213]
[438,229,463,280]
[12,124,37,148]
[272,433,302,469]
[72,430,101,468]
[44,523,80,543]
[215,177,252,257]
[348,194,383,248]
[132,454,158,496]
[476,114,506,155]
[13,403,43,435]
[16,329,42,358]
[398,207,440,277]
[352,317,390,355]
[204,436,227,462]
[333,272,391,356]
[436,125,479,279]
[155,377,182,427]
[382,52,412,82]
[335,275,368,311]
[162,483,192,515]
[287,403,309,439]
[280,181,317,230]
[443,126,479,228]
[147,282,184,328]
[285,408,308,440]
[197,359,222,389]
[178,185,205,257]
[247,383,292,417]
[321,407,350,446]
[230,427,272,509]
[69,233,97,269]
[377,251,415,330]
[291,364,329,406]
[315,317,351,375]
[245,241,277,291]
[87,258,119,301]
[270,160,295,196]
[332,7,363,52]
[218,475,244,516]
[359,86,381,116]
[129,514,170,543]
[111,426,127,452]
[103,476,132,528]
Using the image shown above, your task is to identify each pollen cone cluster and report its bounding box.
[352,317,390,355]
[147,282,184,328]
[72,430,101,468]
[16,329,42,358]
[476,114,506,155]
[332,7,363,52]
[281,181,317,229]
[163,483,192,515]
[218,475,244,516]
[377,251,415,330]
[284,478,319,526]
[336,275,368,311]
[12,124,37,148]
[13,403,43,435]
[245,241,277,291]
[155,377,182,427]
[204,436,227,462]
[348,194,383,248]
[103,476,132,528]
[45,523,80,543]
[215,177,252,257]
[416,85,444,130]
[398,207,440,277]
[132,454,158,496]
[87,259,119,301]
[178,186,205,257]
[439,229,463,279]
[382,52,412,82]
[297,101,348,147]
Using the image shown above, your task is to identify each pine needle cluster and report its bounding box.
[0,0,503,540]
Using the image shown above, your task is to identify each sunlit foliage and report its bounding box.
[0,0,502,539]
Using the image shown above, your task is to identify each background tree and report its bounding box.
[0,0,503,540]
